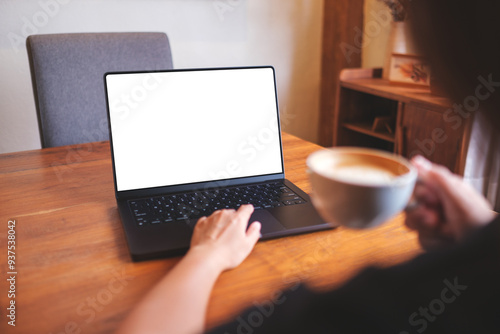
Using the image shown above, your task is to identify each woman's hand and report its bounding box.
[405,156,496,250]
[189,204,261,272]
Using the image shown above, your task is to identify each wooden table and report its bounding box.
[0,133,421,333]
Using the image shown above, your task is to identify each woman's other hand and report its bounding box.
[405,156,496,250]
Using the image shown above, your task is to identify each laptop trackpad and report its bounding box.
[250,210,286,235]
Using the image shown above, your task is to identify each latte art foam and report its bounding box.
[322,165,397,185]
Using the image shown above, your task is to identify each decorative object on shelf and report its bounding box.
[378,0,409,22]
[379,0,417,79]
[372,116,395,134]
[388,53,431,87]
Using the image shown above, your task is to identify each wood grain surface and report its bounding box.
[0,133,421,333]
[319,0,364,147]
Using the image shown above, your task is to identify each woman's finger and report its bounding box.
[405,205,441,232]
[233,205,255,229]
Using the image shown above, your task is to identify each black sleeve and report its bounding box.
[207,217,500,334]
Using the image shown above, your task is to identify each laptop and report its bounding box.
[104,66,330,261]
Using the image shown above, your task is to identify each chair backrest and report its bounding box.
[26,32,173,148]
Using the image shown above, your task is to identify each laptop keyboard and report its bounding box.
[129,182,306,226]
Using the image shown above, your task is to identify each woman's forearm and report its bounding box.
[116,247,223,334]
[116,205,261,334]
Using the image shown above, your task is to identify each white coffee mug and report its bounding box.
[307,147,417,229]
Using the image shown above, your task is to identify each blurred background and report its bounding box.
[0,0,389,154]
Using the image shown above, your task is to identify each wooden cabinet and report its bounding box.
[333,68,472,174]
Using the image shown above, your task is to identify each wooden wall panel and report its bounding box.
[319,0,364,146]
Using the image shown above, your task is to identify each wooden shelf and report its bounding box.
[340,77,450,108]
[334,68,471,174]
[342,122,395,143]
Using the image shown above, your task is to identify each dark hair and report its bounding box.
[408,0,500,129]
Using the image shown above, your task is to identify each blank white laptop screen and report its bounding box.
[106,67,283,192]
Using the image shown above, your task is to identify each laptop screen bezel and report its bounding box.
[104,66,286,200]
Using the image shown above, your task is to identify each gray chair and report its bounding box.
[26,32,173,148]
